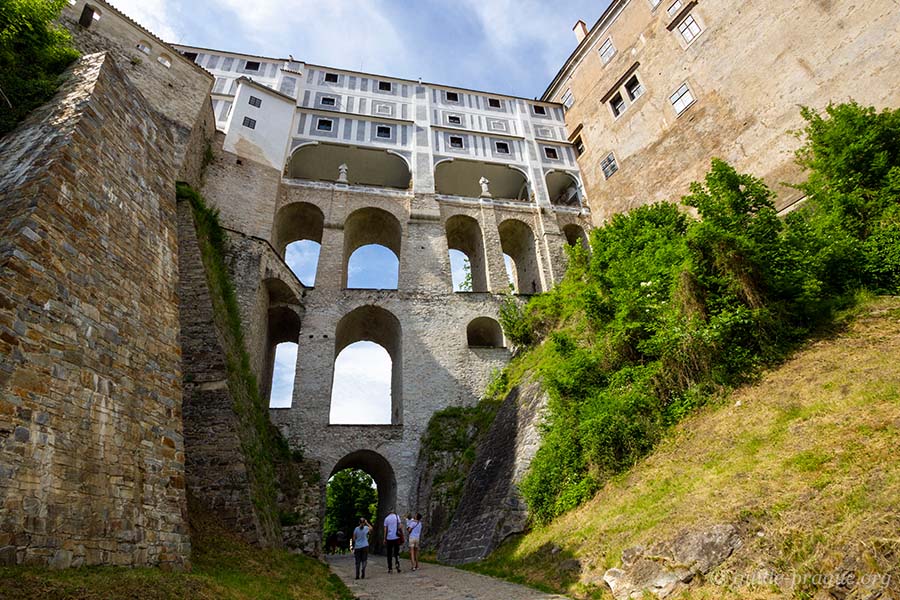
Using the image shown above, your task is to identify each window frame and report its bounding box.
[544,147,560,161]
[532,105,547,116]
[248,95,262,108]
[324,72,339,84]
[136,42,151,55]
[245,60,261,72]
[599,38,616,65]
[601,152,618,179]
[242,116,257,130]
[447,114,462,125]
[376,125,392,139]
[378,80,393,92]
[610,92,626,118]
[677,14,703,44]
[561,89,574,110]
[446,91,460,103]
[494,141,510,155]
[670,83,695,115]
[625,75,645,101]
[667,0,683,17]
[573,136,585,157]
[448,135,465,149]
[316,118,335,132]
[320,95,337,107]
[488,97,502,109]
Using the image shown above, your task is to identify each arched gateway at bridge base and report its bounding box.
[328,450,397,554]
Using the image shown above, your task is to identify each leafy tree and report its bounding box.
[323,469,377,545]
[460,256,473,292]
[0,0,79,135]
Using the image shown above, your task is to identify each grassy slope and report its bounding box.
[471,297,900,599]
[0,512,352,600]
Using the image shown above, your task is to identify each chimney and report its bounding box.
[573,20,588,43]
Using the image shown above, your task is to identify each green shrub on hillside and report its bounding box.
[0,0,79,136]
[511,103,900,525]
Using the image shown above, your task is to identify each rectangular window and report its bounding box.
[488,98,502,109]
[317,118,334,131]
[248,95,262,108]
[136,42,151,55]
[670,83,695,115]
[495,141,510,154]
[449,136,464,149]
[667,0,683,17]
[677,14,702,43]
[610,92,626,117]
[157,56,171,68]
[561,89,574,110]
[533,105,547,116]
[321,96,336,106]
[324,72,339,83]
[649,0,662,8]
[378,80,392,92]
[601,152,618,179]
[79,5,96,27]
[544,147,559,160]
[625,75,644,101]
[242,116,256,129]
[446,91,460,103]
[574,136,585,157]
[376,125,392,138]
[599,38,616,64]
[245,61,261,71]
[447,115,462,125]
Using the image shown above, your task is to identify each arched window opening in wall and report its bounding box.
[467,317,505,348]
[343,207,402,290]
[435,159,530,202]
[273,202,325,286]
[563,223,590,252]
[328,450,397,554]
[330,341,392,424]
[445,214,487,292]
[546,171,582,207]
[268,342,297,408]
[287,143,411,189]
[499,219,542,294]
[503,254,517,292]
[331,305,402,424]
[347,245,399,289]
[449,249,473,292]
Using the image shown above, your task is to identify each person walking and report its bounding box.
[406,512,423,571]
[351,517,372,580]
[383,508,403,573]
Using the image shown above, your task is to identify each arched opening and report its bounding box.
[323,468,377,555]
[467,317,505,348]
[262,279,301,406]
[347,245,399,289]
[435,159,530,201]
[546,171,582,207]
[287,143,411,189]
[274,202,324,286]
[343,207,402,290]
[498,219,542,295]
[330,342,392,424]
[503,254,517,292]
[332,305,402,424]
[445,214,487,292]
[563,223,590,251]
[328,450,397,555]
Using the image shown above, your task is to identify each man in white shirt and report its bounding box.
[351,517,372,580]
[383,508,403,573]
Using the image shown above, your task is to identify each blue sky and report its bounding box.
[111,0,610,98]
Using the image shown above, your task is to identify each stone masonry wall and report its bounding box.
[0,54,189,568]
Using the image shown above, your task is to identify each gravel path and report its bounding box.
[327,554,570,600]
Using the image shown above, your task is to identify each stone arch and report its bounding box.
[434,159,530,201]
[466,317,504,348]
[445,214,487,293]
[287,143,411,189]
[262,278,302,406]
[498,218,542,294]
[273,202,325,255]
[343,207,402,289]
[328,449,397,553]
[562,223,590,251]
[333,305,402,424]
[546,170,582,207]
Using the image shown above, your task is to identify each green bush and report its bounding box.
[0,0,79,136]
[508,103,900,524]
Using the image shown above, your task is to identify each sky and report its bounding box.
[109,0,611,98]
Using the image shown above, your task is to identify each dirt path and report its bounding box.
[327,554,570,600]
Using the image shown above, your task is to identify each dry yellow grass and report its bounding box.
[474,297,900,599]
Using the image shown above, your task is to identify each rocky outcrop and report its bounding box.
[437,381,547,564]
[603,524,743,599]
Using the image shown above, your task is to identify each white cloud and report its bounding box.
[285,240,320,286]
[269,342,298,408]
[107,0,182,43]
[330,341,392,424]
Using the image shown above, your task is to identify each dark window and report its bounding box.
[448,115,462,125]
[376,125,392,138]
[325,72,339,83]
[574,136,585,157]
[446,91,460,102]
[321,96,336,106]
[242,116,256,129]
[533,105,547,116]
[625,75,645,101]
[248,96,262,108]
[601,152,618,179]
[317,119,334,132]
[495,141,510,154]
[245,61,261,71]
[610,92,626,117]
[488,98,502,108]
[544,147,559,160]
[79,6,96,27]
[449,136,464,149]
[378,81,392,91]
[182,51,198,62]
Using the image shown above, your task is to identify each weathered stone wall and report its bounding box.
[549,0,900,221]
[438,381,547,564]
[0,54,188,568]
